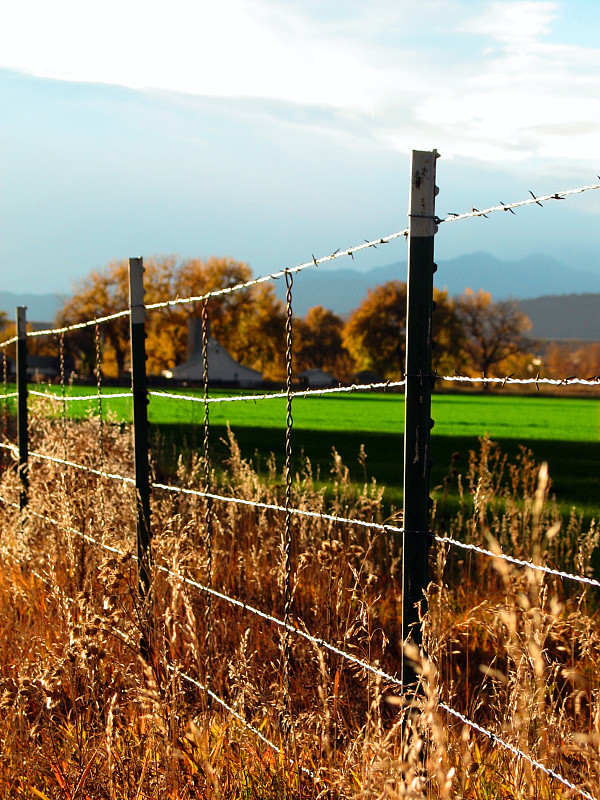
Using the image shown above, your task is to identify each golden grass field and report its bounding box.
[0,405,599,798]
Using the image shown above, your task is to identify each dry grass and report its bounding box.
[0,404,599,798]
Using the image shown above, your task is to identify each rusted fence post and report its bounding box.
[402,150,438,691]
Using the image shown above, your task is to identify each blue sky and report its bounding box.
[1,0,599,295]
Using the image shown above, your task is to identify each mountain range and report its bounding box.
[0,252,597,341]
[273,251,599,316]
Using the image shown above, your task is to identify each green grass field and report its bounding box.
[17,385,600,515]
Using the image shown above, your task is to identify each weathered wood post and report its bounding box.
[16,306,29,511]
[128,258,153,653]
[402,150,438,691]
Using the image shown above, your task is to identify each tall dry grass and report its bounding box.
[0,403,598,798]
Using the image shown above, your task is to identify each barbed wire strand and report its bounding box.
[282,270,294,738]
[442,375,600,387]
[0,336,18,349]
[439,701,598,800]
[24,370,599,416]
[26,309,131,340]
[6,180,596,349]
[28,390,133,403]
[149,381,406,406]
[435,536,600,588]
[201,298,213,705]
[0,486,595,798]
[158,564,600,799]
[438,182,600,226]
[1,445,598,591]
[154,563,396,684]
[144,232,408,315]
[172,667,318,781]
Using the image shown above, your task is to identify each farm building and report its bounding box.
[297,368,338,388]
[166,319,262,386]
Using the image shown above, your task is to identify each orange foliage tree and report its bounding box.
[293,306,353,379]
[342,281,463,379]
[57,256,285,380]
[455,288,532,378]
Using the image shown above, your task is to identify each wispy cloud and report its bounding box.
[1,0,598,165]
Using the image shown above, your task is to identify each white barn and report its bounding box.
[167,319,263,387]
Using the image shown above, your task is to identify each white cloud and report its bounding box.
[1,0,599,167]
[461,1,557,44]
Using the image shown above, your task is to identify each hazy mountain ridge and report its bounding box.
[0,253,597,341]
[278,251,598,315]
[518,294,600,341]
[0,292,67,324]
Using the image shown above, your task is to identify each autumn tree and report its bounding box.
[57,256,286,380]
[293,306,352,377]
[342,281,463,379]
[455,288,532,378]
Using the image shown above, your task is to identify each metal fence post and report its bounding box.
[402,150,438,691]
[16,306,28,511]
[128,258,153,631]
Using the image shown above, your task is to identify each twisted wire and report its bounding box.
[0,336,18,349]
[201,299,213,701]
[439,702,597,800]
[282,269,294,734]
[144,231,407,314]
[59,333,68,461]
[29,389,133,404]
[28,449,136,485]
[149,380,406,406]
[435,536,600,589]
[439,182,600,225]
[95,323,107,530]
[2,350,7,439]
[441,375,600,388]
[25,309,131,340]
[155,564,397,684]
[172,668,317,781]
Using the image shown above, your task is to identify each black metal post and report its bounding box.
[16,306,28,511]
[128,258,153,623]
[402,150,438,691]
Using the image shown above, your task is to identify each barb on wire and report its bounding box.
[435,536,600,589]
[144,230,409,314]
[149,380,405,407]
[440,374,600,387]
[440,181,600,225]
[439,702,597,800]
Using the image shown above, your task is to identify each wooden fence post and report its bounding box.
[16,306,28,511]
[402,150,438,691]
[128,258,153,642]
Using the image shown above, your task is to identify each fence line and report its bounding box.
[8,371,597,414]
[3,436,597,592]
[0,161,598,797]
[0,179,595,349]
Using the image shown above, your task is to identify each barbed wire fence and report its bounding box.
[0,157,598,796]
